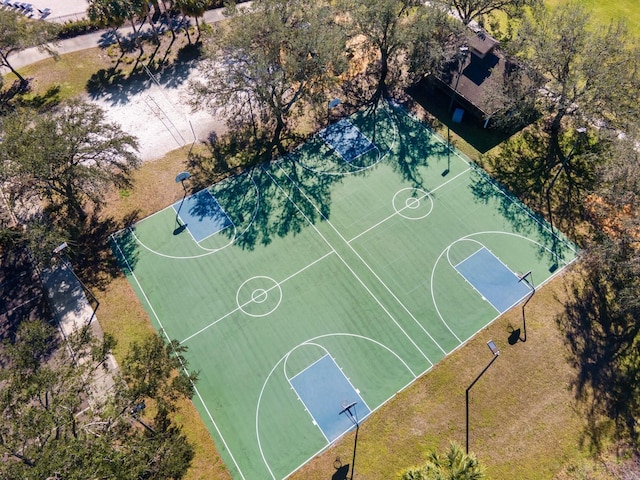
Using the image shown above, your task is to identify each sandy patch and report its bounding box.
[89,62,225,163]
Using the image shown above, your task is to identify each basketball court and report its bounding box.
[111,102,577,479]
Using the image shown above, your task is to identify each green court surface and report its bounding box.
[111,103,577,480]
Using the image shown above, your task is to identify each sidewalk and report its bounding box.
[5,5,234,72]
[42,261,118,410]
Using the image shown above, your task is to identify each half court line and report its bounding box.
[348,166,471,244]
[275,164,449,356]
[265,166,433,367]
[179,250,335,344]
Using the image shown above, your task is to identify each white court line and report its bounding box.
[284,354,332,444]
[287,352,330,382]
[285,349,372,414]
[275,163,449,356]
[257,333,416,479]
[348,166,471,244]
[113,169,261,259]
[179,250,335,344]
[452,244,485,269]
[110,234,248,480]
[264,166,435,365]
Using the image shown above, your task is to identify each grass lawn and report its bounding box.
[546,0,640,37]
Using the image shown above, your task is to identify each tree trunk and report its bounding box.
[0,51,27,86]
[547,107,566,170]
[272,116,286,156]
[373,49,390,105]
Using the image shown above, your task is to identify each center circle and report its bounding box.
[236,276,282,317]
[252,288,268,303]
[392,187,434,220]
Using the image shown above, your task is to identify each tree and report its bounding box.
[0,320,196,479]
[435,0,538,26]
[338,0,458,104]
[0,100,140,224]
[192,0,347,156]
[88,0,145,55]
[0,10,59,87]
[88,0,127,51]
[558,135,640,449]
[513,2,640,171]
[175,0,209,43]
[400,442,486,480]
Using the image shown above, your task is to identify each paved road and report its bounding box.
[5,5,234,71]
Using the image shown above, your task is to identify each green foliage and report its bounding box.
[339,0,459,103]
[399,442,486,480]
[0,320,196,479]
[433,0,539,25]
[514,2,640,149]
[193,0,347,156]
[119,334,196,413]
[56,18,102,39]
[0,99,140,225]
[0,9,59,84]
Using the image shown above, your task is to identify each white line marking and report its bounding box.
[264,166,434,365]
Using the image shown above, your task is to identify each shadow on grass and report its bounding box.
[0,243,52,346]
[558,262,640,452]
[331,464,349,480]
[68,211,142,293]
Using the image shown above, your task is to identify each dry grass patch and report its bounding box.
[289,272,592,480]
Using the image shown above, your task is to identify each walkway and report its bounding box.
[5,5,235,71]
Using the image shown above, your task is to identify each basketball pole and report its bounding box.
[339,402,359,480]
[517,271,535,342]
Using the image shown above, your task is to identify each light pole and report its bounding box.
[339,401,359,480]
[545,127,587,266]
[466,340,500,454]
[448,46,469,113]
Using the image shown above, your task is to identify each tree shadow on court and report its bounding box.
[186,157,345,251]
[385,103,450,189]
[470,163,561,266]
[476,125,598,243]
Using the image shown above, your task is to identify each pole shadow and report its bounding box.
[331,460,349,480]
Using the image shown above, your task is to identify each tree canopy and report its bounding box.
[192,0,347,156]
[0,100,140,224]
[338,0,458,104]
[400,442,486,480]
[514,2,640,167]
[0,320,196,479]
[0,9,59,86]
[435,0,538,25]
